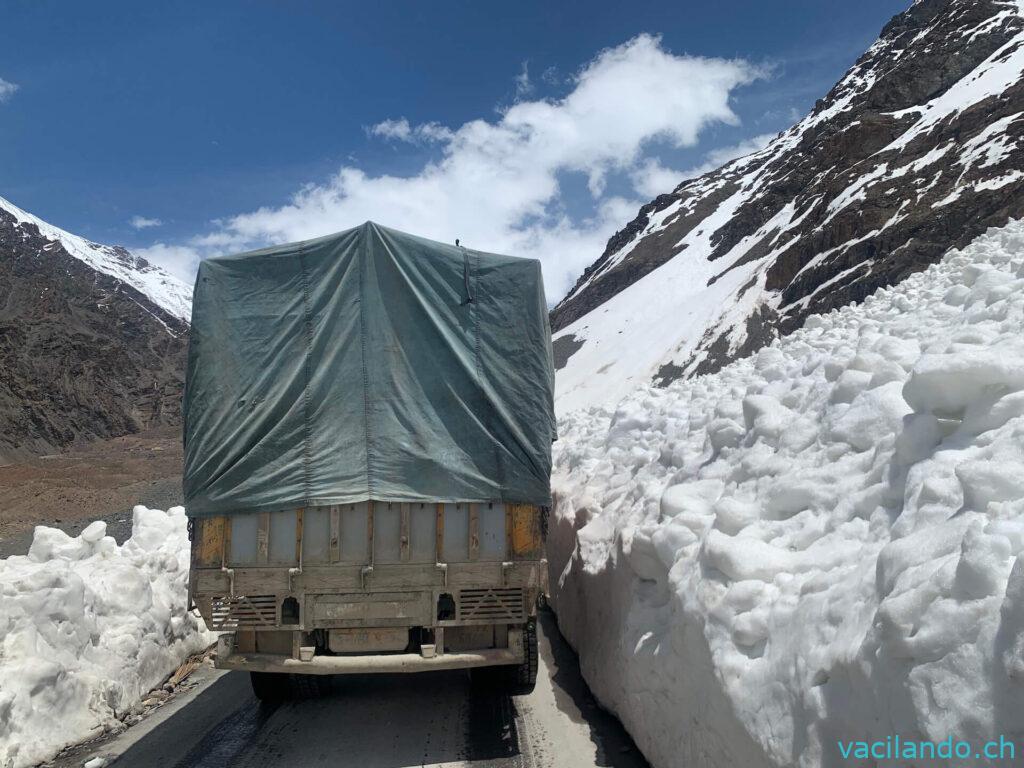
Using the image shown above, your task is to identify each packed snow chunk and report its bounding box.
[894,412,944,465]
[829,368,873,404]
[961,389,1024,435]
[828,381,911,451]
[956,458,1024,511]
[953,522,1013,599]
[712,495,763,535]
[0,506,213,768]
[741,394,794,442]
[704,530,800,582]
[624,525,671,582]
[27,524,105,562]
[871,335,921,370]
[80,520,107,543]
[762,475,838,519]
[550,220,1024,768]
[659,479,722,521]
[707,417,745,451]
[903,346,1024,418]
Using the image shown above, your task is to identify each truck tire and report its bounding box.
[250,672,289,703]
[290,673,332,699]
[472,620,538,696]
[251,672,331,701]
[509,619,539,695]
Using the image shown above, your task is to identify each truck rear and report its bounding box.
[190,501,546,698]
[182,222,556,699]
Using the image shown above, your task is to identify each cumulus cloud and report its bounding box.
[0,78,19,103]
[630,132,776,198]
[135,243,202,284]
[148,35,765,300]
[630,158,688,199]
[129,215,163,230]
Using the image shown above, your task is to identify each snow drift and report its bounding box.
[0,506,212,768]
[550,220,1024,767]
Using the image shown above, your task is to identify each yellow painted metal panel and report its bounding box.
[510,505,542,559]
[196,516,226,567]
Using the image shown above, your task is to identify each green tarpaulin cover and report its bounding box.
[183,222,556,516]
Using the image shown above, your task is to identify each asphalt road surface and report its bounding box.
[95,611,648,768]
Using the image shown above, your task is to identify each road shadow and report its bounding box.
[539,610,650,768]
[114,666,520,768]
[112,672,260,767]
[465,682,523,763]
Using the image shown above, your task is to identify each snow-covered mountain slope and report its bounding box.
[0,506,212,768]
[0,195,191,321]
[549,219,1024,768]
[0,197,191,458]
[552,0,1024,414]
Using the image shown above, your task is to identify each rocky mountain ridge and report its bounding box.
[0,197,192,460]
[552,0,1024,414]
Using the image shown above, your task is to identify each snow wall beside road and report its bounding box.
[0,506,212,768]
[550,221,1024,768]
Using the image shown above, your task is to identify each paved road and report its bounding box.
[100,612,648,768]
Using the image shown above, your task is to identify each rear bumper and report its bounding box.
[216,648,520,675]
[192,560,547,632]
[214,623,526,675]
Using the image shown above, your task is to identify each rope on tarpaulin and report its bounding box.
[457,238,474,304]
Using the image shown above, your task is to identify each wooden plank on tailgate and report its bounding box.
[330,505,341,563]
[436,503,444,561]
[468,503,479,561]
[400,502,411,563]
[196,516,226,567]
[510,504,543,558]
[257,511,270,565]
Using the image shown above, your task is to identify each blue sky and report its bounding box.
[0,0,907,297]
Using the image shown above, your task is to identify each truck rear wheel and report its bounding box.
[250,672,331,701]
[472,620,538,696]
[250,672,289,702]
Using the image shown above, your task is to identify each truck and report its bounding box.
[183,222,556,701]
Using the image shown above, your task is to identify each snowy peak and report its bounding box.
[0,196,190,458]
[552,0,1024,414]
[0,195,192,322]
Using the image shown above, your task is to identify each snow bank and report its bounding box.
[550,221,1024,768]
[0,506,212,768]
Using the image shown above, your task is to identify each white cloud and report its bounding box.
[153,35,764,300]
[368,118,412,141]
[129,215,163,230]
[514,61,533,100]
[541,66,561,86]
[0,78,19,103]
[369,117,453,144]
[135,243,202,283]
[629,132,776,198]
[631,158,688,199]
